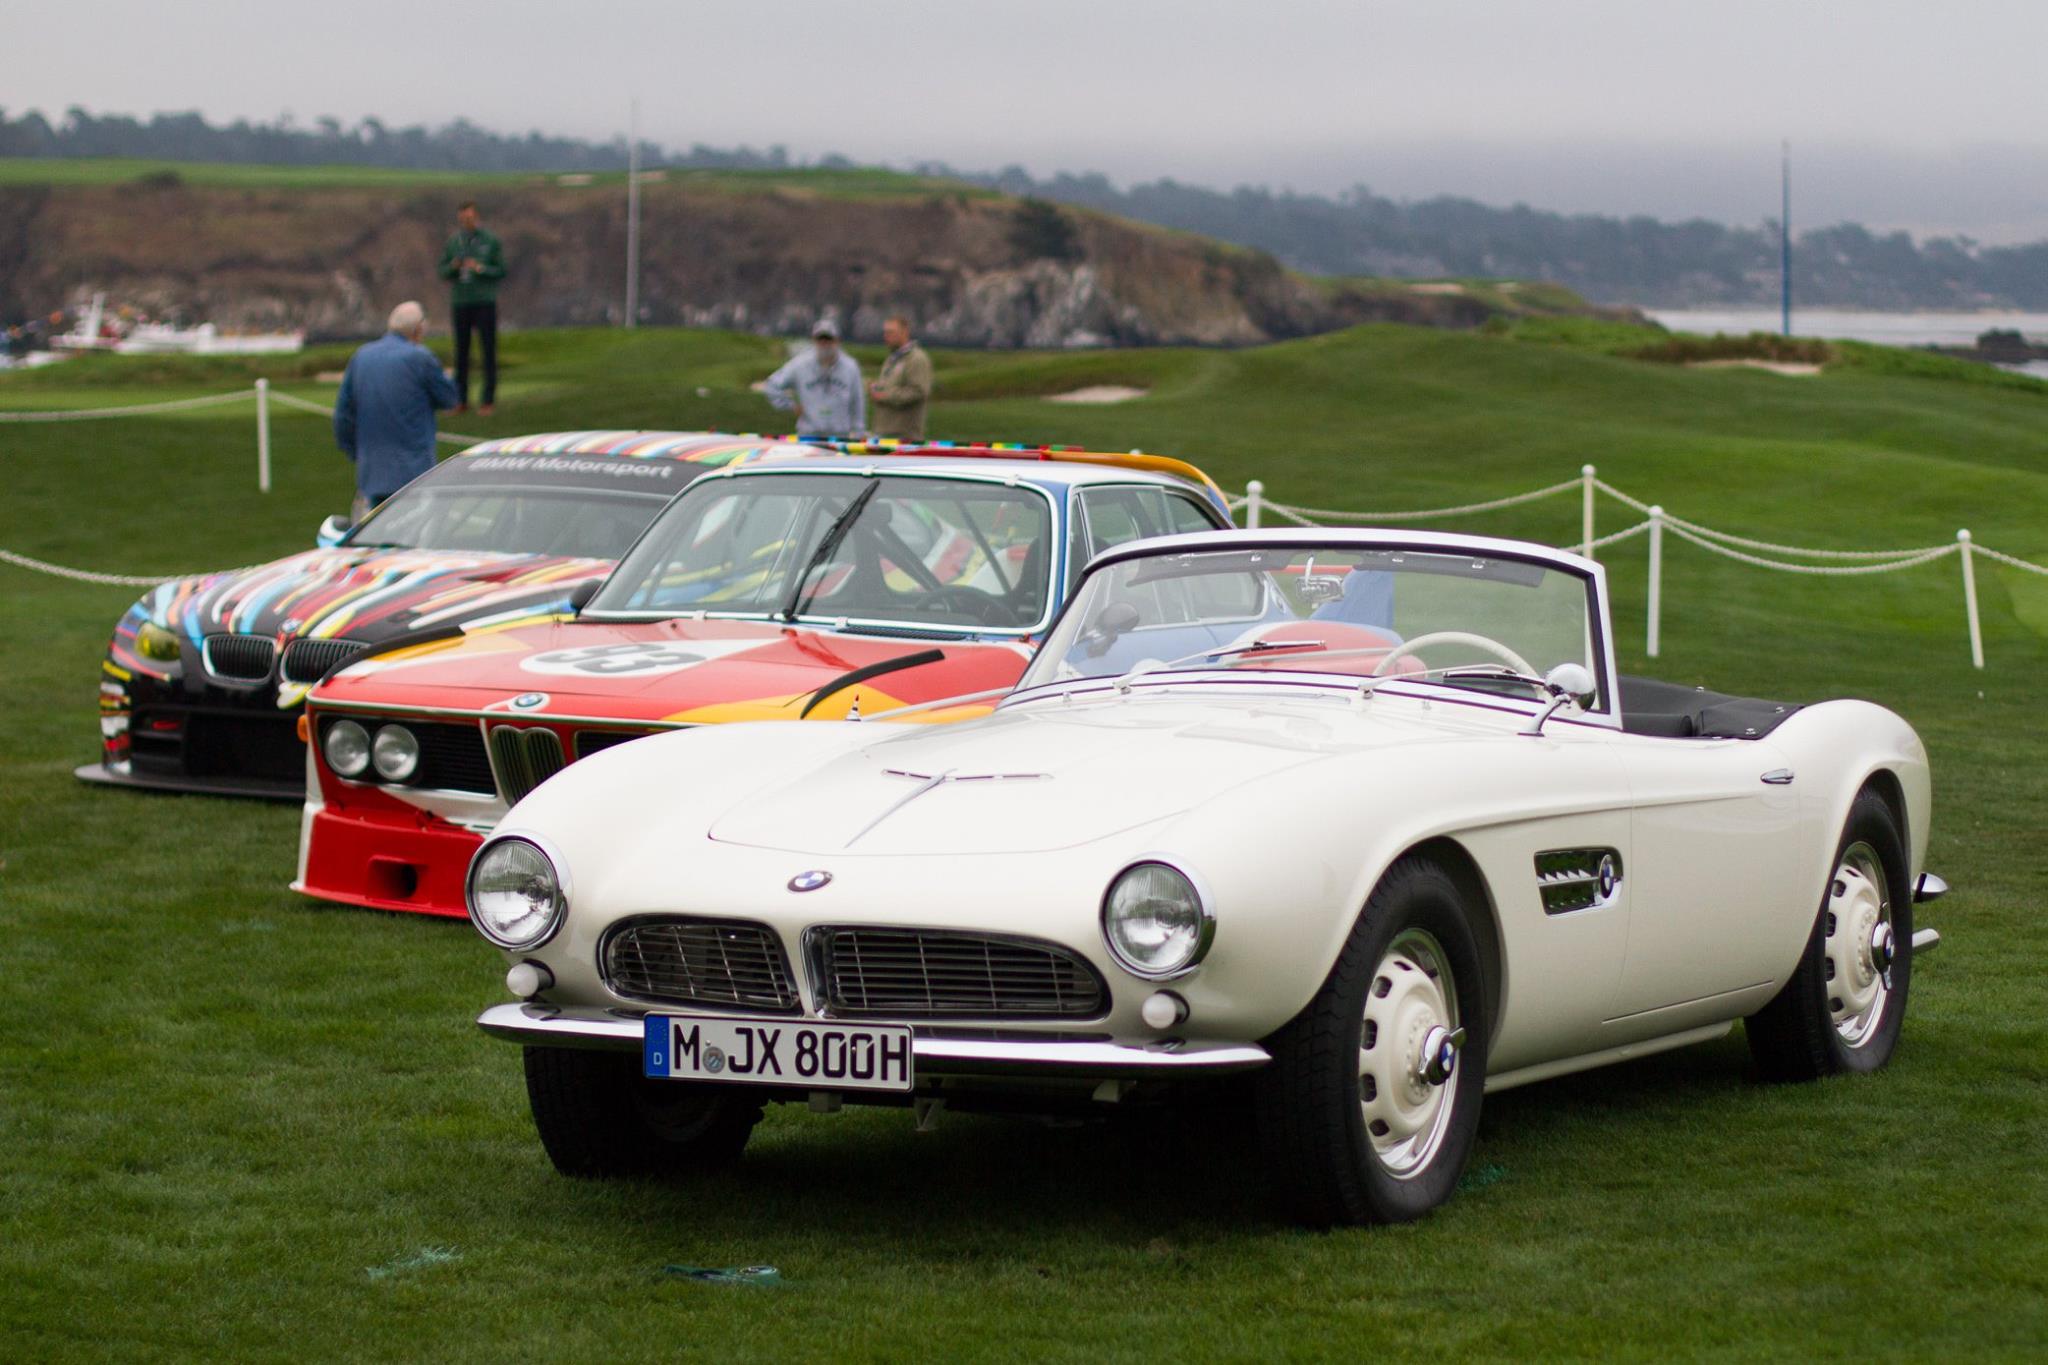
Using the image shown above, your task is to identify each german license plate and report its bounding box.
[643,1015,914,1092]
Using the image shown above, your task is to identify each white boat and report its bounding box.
[50,293,304,355]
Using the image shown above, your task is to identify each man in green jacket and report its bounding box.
[868,315,934,439]
[437,201,507,415]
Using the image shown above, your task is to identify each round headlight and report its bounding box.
[135,621,184,664]
[1102,860,1214,979]
[468,836,568,949]
[323,719,371,778]
[371,724,421,782]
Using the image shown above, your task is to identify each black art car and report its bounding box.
[81,431,826,798]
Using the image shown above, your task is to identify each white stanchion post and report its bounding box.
[1647,505,1664,659]
[1245,480,1264,529]
[255,378,271,493]
[1958,530,1984,669]
[1581,464,1596,559]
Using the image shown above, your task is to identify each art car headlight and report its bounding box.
[371,724,420,782]
[467,836,569,950]
[323,719,371,777]
[135,621,184,664]
[1102,859,1215,979]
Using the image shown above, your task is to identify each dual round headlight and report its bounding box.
[468,836,569,949]
[1101,860,1214,979]
[323,720,419,783]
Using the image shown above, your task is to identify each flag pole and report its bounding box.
[625,98,641,330]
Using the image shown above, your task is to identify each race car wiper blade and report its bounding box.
[779,481,881,623]
[799,648,946,718]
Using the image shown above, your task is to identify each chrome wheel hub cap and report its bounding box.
[1824,841,1893,1047]
[1359,929,1461,1179]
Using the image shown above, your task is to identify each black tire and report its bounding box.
[522,1046,763,1177]
[1256,856,1489,1226]
[1746,788,1913,1082]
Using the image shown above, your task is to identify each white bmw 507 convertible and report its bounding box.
[467,528,1946,1225]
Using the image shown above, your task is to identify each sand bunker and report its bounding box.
[1688,359,1823,377]
[1044,385,1148,404]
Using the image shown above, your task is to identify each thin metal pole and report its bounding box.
[1647,505,1664,658]
[1958,530,1984,668]
[1244,479,1263,529]
[625,98,641,329]
[255,377,271,493]
[1581,463,1596,558]
[1780,140,1792,338]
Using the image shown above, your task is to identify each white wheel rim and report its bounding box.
[1825,841,1893,1048]
[1359,928,1461,1179]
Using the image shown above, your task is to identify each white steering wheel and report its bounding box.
[1370,630,1537,678]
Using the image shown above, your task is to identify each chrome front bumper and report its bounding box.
[476,1003,1271,1078]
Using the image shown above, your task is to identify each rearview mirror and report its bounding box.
[1081,601,1142,658]
[316,514,352,548]
[1544,662,1595,702]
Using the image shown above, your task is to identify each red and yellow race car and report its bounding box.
[294,445,1231,916]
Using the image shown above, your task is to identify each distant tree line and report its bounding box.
[8,108,2048,307]
[0,106,814,175]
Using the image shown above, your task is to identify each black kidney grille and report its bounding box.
[488,724,566,802]
[202,634,278,681]
[281,637,368,683]
[576,729,654,760]
[603,919,801,1013]
[812,928,1106,1019]
[412,722,494,793]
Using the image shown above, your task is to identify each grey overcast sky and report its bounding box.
[8,0,2048,239]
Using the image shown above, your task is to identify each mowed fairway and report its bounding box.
[2,324,2045,1361]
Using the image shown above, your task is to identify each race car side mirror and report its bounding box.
[1081,601,1142,657]
[565,580,601,616]
[316,514,352,547]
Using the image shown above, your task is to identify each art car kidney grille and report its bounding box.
[603,918,802,1013]
[201,634,278,681]
[280,637,368,683]
[809,928,1107,1020]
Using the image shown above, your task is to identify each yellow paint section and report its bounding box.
[102,661,133,682]
[660,686,913,725]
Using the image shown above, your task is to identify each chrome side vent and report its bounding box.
[1535,848,1623,915]
[487,724,566,803]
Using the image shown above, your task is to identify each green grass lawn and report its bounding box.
[3,324,2045,1360]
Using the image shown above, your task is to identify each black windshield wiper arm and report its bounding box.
[798,648,946,718]
[779,481,881,623]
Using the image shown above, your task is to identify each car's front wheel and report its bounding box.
[1746,788,1913,1081]
[1256,856,1488,1225]
[522,1046,764,1177]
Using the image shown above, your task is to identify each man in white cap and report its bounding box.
[333,301,460,521]
[763,318,865,437]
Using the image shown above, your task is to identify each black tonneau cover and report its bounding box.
[1618,676,1802,740]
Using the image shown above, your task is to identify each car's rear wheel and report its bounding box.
[1746,788,1913,1081]
[1256,856,1488,1225]
[522,1046,763,1177]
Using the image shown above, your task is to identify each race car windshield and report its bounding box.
[588,472,1056,633]
[351,484,671,559]
[1020,544,1605,708]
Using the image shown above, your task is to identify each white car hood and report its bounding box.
[706,695,1436,856]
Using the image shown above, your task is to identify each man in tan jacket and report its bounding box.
[868,316,934,439]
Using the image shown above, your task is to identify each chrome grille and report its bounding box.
[488,724,566,803]
[603,918,801,1013]
[281,637,367,683]
[201,634,277,681]
[811,928,1107,1019]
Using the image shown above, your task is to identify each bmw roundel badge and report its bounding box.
[510,692,548,710]
[1597,853,1619,899]
[788,870,833,893]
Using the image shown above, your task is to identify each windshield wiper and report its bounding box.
[1112,637,1328,689]
[798,648,946,717]
[778,481,881,623]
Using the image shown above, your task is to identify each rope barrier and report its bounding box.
[0,548,208,587]
[1585,519,1654,550]
[1969,543,2048,576]
[0,389,256,422]
[1265,477,1583,524]
[266,388,482,444]
[1594,480,1946,561]
[1659,523,1960,575]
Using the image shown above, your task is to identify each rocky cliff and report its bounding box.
[0,176,1625,346]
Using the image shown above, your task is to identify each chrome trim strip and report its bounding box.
[314,697,694,729]
[475,1003,1271,1075]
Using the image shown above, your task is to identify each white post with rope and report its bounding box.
[1581,464,1596,558]
[1245,480,1264,529]
[1958,529,1984,669]
[1647,505,1664,658]
[254,378,272,493]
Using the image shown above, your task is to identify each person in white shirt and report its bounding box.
[763,318,866,436]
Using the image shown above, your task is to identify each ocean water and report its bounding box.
[1645,308,2048,349]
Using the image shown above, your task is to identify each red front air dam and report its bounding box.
[297,806,480,918]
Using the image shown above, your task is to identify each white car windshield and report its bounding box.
[590,472,1056,633]
[1020,544,1604,705]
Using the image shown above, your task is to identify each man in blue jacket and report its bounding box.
[333,301,460,521]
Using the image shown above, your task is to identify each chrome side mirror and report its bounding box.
[1521,662,1596,737]
[316,514,352,548]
